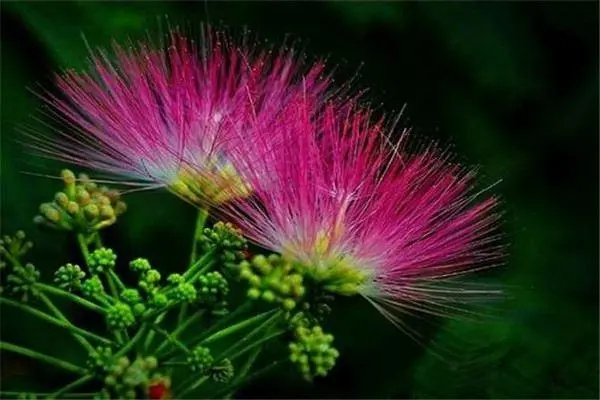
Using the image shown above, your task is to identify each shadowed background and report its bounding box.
[1,1,598,398]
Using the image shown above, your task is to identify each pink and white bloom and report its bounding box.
[25,27,330,206]
[221,98,503,327]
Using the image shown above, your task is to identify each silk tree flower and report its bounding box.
[24,27,331,207]
[220,99,503,328]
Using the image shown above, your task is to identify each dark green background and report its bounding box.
[1,1,598,398]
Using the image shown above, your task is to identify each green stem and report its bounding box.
[224,344,263,398]
[0,342,86,375]
[143,310,169,351]
[108,270,126,292]
[0,297,112,345]
[149,324,190,354]
[212,310,281,360]
[189,208,210,265]
[178,376,209,398]
[161,301,253,360]
[76,234,90,261]
[35,283,105,313]
[200,309,276,346]
[182,251,216,282]
[227,329,285,362]
[39,293,95,354]
[216,358,287,399]
[114,323,149,358]
[155,310,204,355]
[47,375,93,399]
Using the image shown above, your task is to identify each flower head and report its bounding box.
[221,99,503,324]
[26,26,331,207]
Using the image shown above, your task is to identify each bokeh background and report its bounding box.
[1,1,598,398]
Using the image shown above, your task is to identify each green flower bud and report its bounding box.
[54,192,69,208]
[210,358,234,383]
[150,293,168,308]
[289,325,339,381]
[81,276,105,297]
[83,203,99,220]
[132,303,146,316]
[187,346,213,373]
[114,201,127,216]
[145,269,161,284]
[130,258,151,273]
[66,201,80,215]
[77,189,92,206]
[87,248,117,274]
[196,271,229,305]
[106,302,135,330]
[86,346,113,375]
[54,263,86,290]
[121,288,141,304]
[6,263,40,302]
[61,169,76,185]
[167,273,184,285]
[171,282,197,303]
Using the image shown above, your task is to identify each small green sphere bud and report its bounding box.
[114,201,127,215]
[83,203,99,220]
[77,188,92,206]
[144,356,158,370]
[172,282,197,303]
[210,358,234,383]
[40,203,61,223]
[151,293,168,308]
[247,288,261,299]
[54,192,69,207]
[96,195,111,206]
[262,290,275,303]
[121,288,141,304]
[132,303,146,316]
[130,258,151,272]
[106,303,135,330]
[283,298,296,310]
[66,201,79,215]
[99,205,115,220]
[167,273,184,285]
[145,269,161,284]
[54,263,86,290]
[61,169,76,185]
[87,248,117,274]
[187,346,213,373]
[81,276,104,297]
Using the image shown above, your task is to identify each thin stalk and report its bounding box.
[215,358,288,399]
[39,293,95,353]
[224,345,263,398]
[114,323,149,358]
[215,310,281,361]
[178,376,209,398]
[47,375,93,399]
[201,310,276,345]
[149,324,190,354]
[161,301,254,360]
[189,208,209,265]
[108,270,126,292]
[227,329,285,362]
[143,310,169,351]
[76,234,90,261]
[155,310,204,355]
[0,342,86,375]
[35,283,105,313]
[0,297,112,345]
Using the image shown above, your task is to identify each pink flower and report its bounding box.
[221,98,503,326]
[25,27,330,206]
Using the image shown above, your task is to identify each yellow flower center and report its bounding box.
[169,159,251,205]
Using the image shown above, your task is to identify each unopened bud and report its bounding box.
[66,201,79,215]
[84,204,99,220]
[61,169,76,185]
[76,188,91,205]
[114,201,127,216]
[99,205,115,220]
[54,192,69,208]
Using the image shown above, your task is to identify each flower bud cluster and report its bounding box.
[86,346,115,376]
[101,355,159,399]
[209,358,235,383]
[240,254,305,311]
[54,263,86,291]
[289,325,339,381]
[0,231,39,301]
[87,248,117,274]
[34,170,126,232]
[196,271,229,310]
[198,222,247,263]
[186,345,214,373]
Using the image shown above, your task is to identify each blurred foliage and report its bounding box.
[1,1,598,398]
